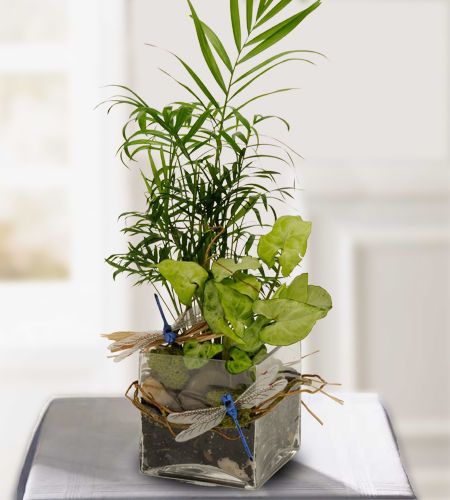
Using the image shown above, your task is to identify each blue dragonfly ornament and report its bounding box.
[103,294,180,362]
[167,364,288,460]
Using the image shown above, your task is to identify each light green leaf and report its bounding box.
[241,1,321,63]
[211,256,261,282]
[201,21,233,71]
[157,259,208,306]
[226,347,253,374]
[258,215,312,276]
[254,298,325,345]
[276,274,332,317]
[230,0,242,50]
[251,345,268,365]
[216,282,253,336]
[183,340,224,369]
[272,283,286,299]
[279,273,308,302]
[227,272,261,300]
[306,285,332,316]
[203,281,245,344]
[239,316,267,352]
[187,0,227,92]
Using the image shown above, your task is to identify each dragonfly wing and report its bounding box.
[173,408,226,442]
[236,364,280,403]
[109,331,163,362]
[167,406,222,425]
[238,378,288,409]
[172,304,202,331]
[105,330,161,350]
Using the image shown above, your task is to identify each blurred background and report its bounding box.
[0,0,449,499]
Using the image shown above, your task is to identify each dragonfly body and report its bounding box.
[154,294,177,344]
[221,393,254,460]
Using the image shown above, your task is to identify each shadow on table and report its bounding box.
[265,460,360,497]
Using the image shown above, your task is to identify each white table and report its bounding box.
[17,394,416,499]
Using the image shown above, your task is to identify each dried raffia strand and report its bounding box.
[126,372,343,440]
[139,321,221,352]
[301,400,324,425]
[126,381,240,441]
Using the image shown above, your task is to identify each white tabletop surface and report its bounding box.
[18,393,415,499]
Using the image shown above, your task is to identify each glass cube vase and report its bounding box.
[138,345,301,489]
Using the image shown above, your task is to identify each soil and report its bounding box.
[140,402,255,482]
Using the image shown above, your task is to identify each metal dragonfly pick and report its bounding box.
[154,294,176,345]
[221,393,254,461]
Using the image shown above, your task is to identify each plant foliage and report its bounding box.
[104,0,331,371]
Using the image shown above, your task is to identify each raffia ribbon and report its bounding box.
[103,307,221,362]
[126,371,343,439]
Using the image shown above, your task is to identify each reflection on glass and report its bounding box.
[0,0,67,44]
[0,190,69,280]
[0,74,68,168]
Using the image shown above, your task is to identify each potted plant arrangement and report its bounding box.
[103,0,339,490]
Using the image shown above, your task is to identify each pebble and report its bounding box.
[217,457,250,482]
[141,376,182,411]
[178,363,253,410]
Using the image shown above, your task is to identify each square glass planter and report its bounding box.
[138,345,301,489]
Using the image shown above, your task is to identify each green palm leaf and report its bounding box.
[255,0,293,28]
[175,56,221,108]
[235,49,320,80]
[144,44,220,108]
[241,1,321,63]
[246,0,254,33]
[230,0,242,50]
[187,0,227,92]
[231,58,311,100]
[201,21,233,71]
[233,87,297,112]
[256,0,271,20]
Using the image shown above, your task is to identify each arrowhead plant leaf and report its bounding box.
[211,256,261,282]
[226,346,253,374]
[183,340,224,369]
[239,315,267,352]
[216,282,253,336]
[279,273,332,313]
[278,273,309,302]
[157,260,208,306]
[202,281,245,345]
[253,298,325,345]
[305,285,332,316]
[258,215,312,276]
[225,272,261,301]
